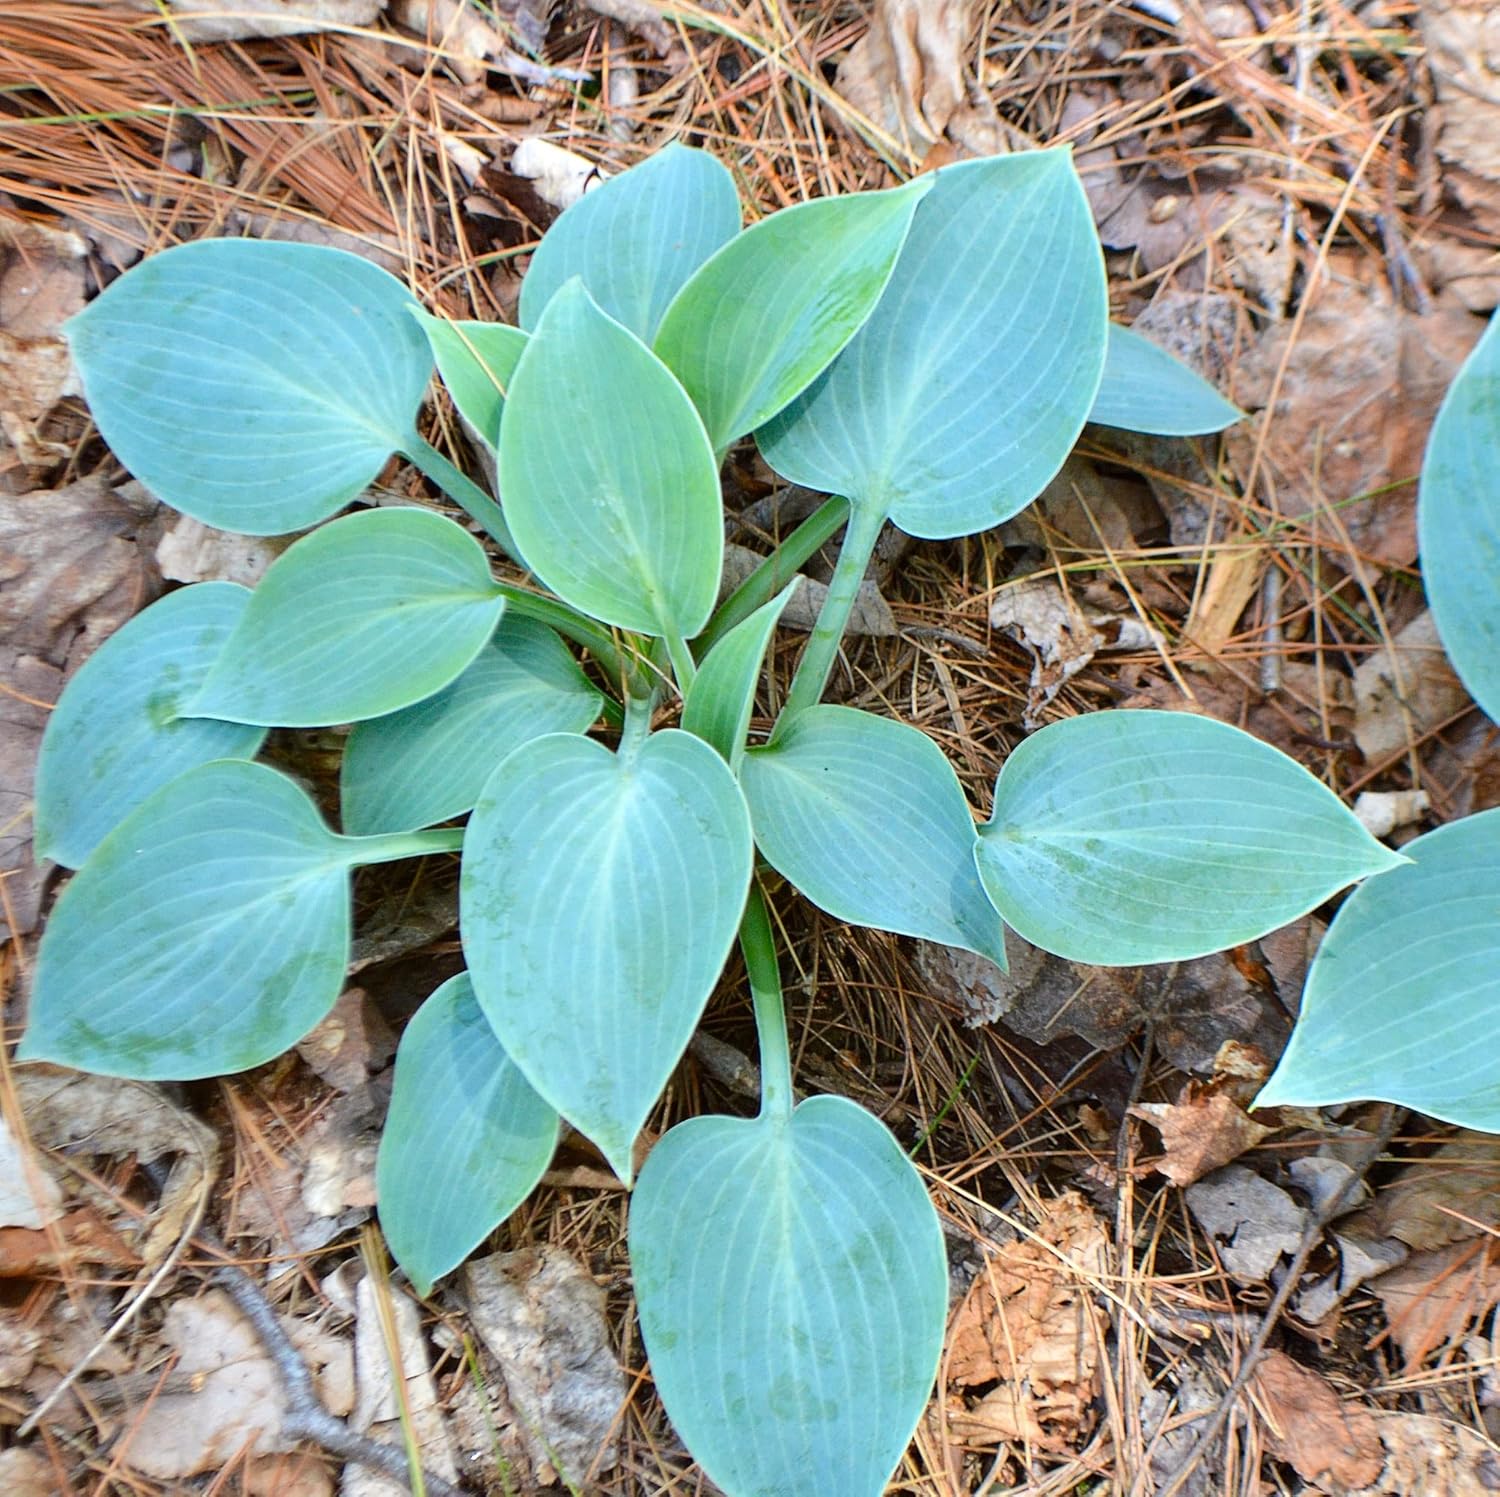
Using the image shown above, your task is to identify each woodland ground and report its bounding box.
[1,0,1499,1493]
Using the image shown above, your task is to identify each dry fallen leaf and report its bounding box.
[1421,0,1500,236]
[462,1245,624,1486]
[124,0,383,43]
[1252,1349,1385,1491]
[945,1192,1109,1452]
[1132,1086,1273,1187]
[1353,1411,1500,1496]
[0,1448,56,1497]
[0,208,86,467]
[16,1065,217,1267]
[990,576,1163,730]
[156,510,286,588]
[0,478,155,936]
[720,543,896,637]
[915,932,1287,1075]
[511,138,606,213]
[835,0,969,152]
[1231,279,1481,567]
[1354,609,1472,762]
[120,1290,288,1479]
[0,1105,63,1230]
[1186,1164,1307,1283]
[1371,1237,1500,1371]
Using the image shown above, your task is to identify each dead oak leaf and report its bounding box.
[1252,1349,1385,1491]
[945,1192,1109,1452]
[1132,1086,1272,1187]
[0,207,86,466]
[16,1066,218,1267]
[835,0,970,153]
[1230,280,1481,568]
[1371,1237,1500,1372]
[1420,0,1500,235]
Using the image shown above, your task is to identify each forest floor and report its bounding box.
[1,0,1499,1493]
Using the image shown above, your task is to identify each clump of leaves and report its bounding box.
[25,143,1435,1495]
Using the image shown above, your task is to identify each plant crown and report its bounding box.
[25,142,1499,1496]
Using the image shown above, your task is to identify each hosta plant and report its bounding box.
[25,143,1411,1495]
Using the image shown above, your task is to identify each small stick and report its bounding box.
[213,1250,468,1497]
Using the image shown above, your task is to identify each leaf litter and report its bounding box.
[4,0,1500,1491]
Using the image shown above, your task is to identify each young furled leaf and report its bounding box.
[498,283,721,641]
[519,142,742,342]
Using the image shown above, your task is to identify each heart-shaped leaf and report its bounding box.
[65,239,432,535]
[758,149,1107,539]
[518,142,742,342]
[1256,810,1500,1128]
[1418,310,1500,723]
[975,710,1406,965]
[740,706,1006,965]
[680,582,796,770]
[377,972,559,1296]
[631,1096,947,1497]
[1089,323,1242,435]
[189,507,505,727]
[462,729,753,1179]
[415,310,528,449]
[34,583,267,869]
[653,178,929,450]
[21,760,355,1079]
[498,282,721,640]
[341,615,602,834]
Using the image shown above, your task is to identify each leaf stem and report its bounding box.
[664,626,697,693]
[403,435,517,556]
[496,585,630,686]
[740,879,793,1121]
[697,495,850,656]
[340,827,467,866]
[774,499,886,734]
[619,687,654,763]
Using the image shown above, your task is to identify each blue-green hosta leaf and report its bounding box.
[653,179,929,450]
[975,710,1406,965]
[499,283,720,639]
[20,760,355,1079]
[519,142,742,342]
[1089,323,1242,436]
[1418,311,1500,723]
[740,706,1006,965]
[65,239,432,534]
[680,582,796,771]
[1255,810,1500,1127]
[462,730,753,1180]
[189,507,505,727]
[34,583,266,869]
[377,973,559,1296]
[341,615,602,834]
[415,310,527,449]
[631,1096,947,1497]
[758,149,1107,539]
